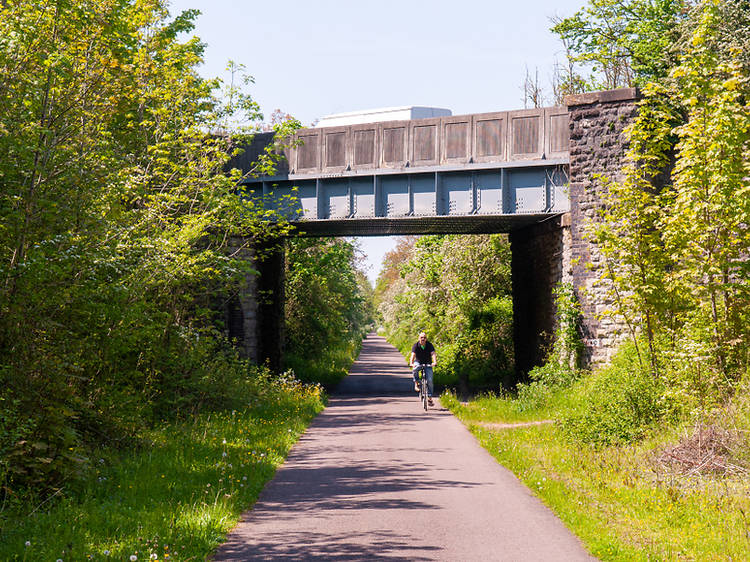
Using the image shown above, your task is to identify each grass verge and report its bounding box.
[0,379,324,561]
[284,340,362,391]
[441,391,750,560]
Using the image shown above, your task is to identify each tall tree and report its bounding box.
[592,0,750,400]
[551,0,688,90]
[0,0,296,489]
[665,0,750,380]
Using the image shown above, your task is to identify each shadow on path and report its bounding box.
[220,529,440,561]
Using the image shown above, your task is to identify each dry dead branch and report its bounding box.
[655,424,749,477]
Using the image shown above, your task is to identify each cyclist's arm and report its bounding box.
[409,351,416,368]
[431,350,437,366]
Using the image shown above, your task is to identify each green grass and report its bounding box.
[0,380,325,561]
[285,339,363,390]
[442,390,750,560]
[444,382,584,425]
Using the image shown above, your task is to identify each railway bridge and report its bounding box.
[231,88,639,378]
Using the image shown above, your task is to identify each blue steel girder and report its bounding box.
[244,160,569,226]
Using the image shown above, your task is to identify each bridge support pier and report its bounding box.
[255,239,285,372]
[225,239,259,362]
[225,237,285,371]
[509,215,571,378]
[510,89,641,376]
[566,88,639,367]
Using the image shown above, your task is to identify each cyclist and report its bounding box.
[409,332,437,406]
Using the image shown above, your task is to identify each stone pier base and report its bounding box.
[510,215,570,378]
[226,238,285,371]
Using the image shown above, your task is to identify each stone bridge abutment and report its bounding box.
[565,88,639,366]
[512,88,639,372]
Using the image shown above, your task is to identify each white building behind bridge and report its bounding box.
[315,106,452,127]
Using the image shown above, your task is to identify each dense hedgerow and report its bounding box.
[0,370,325,561]
[560,343,675,445]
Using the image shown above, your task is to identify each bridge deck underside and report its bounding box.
[287,213,562,237]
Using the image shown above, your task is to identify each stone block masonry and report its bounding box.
[510,215,570,377]
[226,238,284,370]
[565,88,640,367]
[226,239,260,362]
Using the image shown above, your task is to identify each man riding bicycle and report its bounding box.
[409,332,437,406]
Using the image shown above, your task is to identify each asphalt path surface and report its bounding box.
[213,334,595,561]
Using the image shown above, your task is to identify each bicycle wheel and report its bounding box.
[422,377,428,411]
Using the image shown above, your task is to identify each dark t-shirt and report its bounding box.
[411,341,435,365]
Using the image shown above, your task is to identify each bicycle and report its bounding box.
[412,362,433,411]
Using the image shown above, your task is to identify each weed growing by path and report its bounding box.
[441,384,580,425]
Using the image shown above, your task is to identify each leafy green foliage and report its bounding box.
[551,0,688,91]
[376,235,514,392]
[549,0,750,448]
[591,0,750,410]
[283,237,373,388]
[665,1,750,382]
[0,1,298,494]
[561,342,674,445]
[0,372,324,561]
[548,282,585,372]
[548,1,750,446]
[515,283,583,410]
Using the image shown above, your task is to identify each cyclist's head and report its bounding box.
[418,332,427,343]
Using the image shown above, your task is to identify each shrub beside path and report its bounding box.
[213,333,595,561]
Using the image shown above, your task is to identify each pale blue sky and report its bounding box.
[168,0,586,284]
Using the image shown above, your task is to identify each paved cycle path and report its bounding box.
[214,334,594,561]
